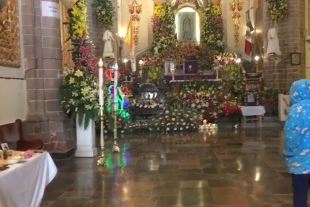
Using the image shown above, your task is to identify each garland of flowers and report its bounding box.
[201,3,225,54]
[92,0,114,28]
[60,0,99,128]
[266,0,288,22]
[152,3,176,53]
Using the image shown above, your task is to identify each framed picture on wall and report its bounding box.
[290,52,301,65]
[164,60,175,75]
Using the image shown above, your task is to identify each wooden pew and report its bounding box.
[0,119,43,151]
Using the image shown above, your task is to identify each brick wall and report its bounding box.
[263,0,306,92]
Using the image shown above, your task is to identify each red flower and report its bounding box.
[124,69,130,76]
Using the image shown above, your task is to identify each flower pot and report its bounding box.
[75,114,97,157]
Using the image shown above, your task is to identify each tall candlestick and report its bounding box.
[99,59,104,106]
[97,58,105,166]
[112,63,120,152]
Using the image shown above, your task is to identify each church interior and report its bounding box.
[0,0,308,206]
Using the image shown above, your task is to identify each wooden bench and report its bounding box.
[0,119,44,151]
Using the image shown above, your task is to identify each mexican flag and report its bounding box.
[244,11,255,56]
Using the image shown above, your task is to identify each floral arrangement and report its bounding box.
[201,3,225,54]
[60,67,99,125]
[152,3,176,53]
[92,0,114,28]
[266,0,288,22]
[261,87,278,116]
[215,53,238,65]
[60,0,99,128]
[165,81,224,121]
[149,109,202,133]
[148,66,165,85]
[143,43,215,70]
[131,98,162,109]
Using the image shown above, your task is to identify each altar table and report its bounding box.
[240,106,265,128]
[0,151,57,207]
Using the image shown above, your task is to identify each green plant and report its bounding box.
[93,0,114,28]
[201,3,225,54]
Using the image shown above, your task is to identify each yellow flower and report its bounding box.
[75,70,83,77]
[81,86,91,96]
[69,77,75,84]
[71,6,80,16]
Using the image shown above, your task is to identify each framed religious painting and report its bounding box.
[183,60,198,74]
[290,52,301,65]
[164,60,175,75]
[244,92,260,106]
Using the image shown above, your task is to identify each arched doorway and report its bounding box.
[175,7,200,43]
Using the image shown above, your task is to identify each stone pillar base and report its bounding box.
[25,113,76,159]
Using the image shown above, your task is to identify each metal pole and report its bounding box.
[112,63,120,152]
[97,58,106,166]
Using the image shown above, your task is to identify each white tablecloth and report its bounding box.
[0,152,57,207]
[240,106,266,116]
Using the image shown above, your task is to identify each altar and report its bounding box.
[165,74,216,83]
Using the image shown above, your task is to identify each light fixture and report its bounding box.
[123,58,128,63]
[254,55,260,61]
[139,60,143,65]
[236,58,241,64]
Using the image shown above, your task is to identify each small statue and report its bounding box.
[266,26,281,56]
[102,29,115,58]
[154,46,158,55]
[199,120,208,130]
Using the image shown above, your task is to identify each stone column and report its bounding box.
[24,0,75,158]
[263,0,306,91]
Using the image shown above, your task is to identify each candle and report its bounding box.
[98,59,104,106]
[114,63,118,110]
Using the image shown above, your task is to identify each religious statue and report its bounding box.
[154,46,158,55]
[183,15,192,41]
[102,29,115,58]
[266,26,281,56]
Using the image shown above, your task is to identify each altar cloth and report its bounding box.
[0,152,57,207]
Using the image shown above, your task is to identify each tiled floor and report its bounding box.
[40,125,300,207]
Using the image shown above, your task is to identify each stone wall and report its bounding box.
[263,0,306,92]
[23,0,75,158]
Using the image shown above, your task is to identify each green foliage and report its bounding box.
[266,0,288,21]
[93,0,114,28]
[201,3,225,53]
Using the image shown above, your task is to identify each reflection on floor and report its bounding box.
[40,126,302,207]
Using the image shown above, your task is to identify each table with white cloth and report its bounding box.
[240,106,266,128]
[0,151,57,207]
